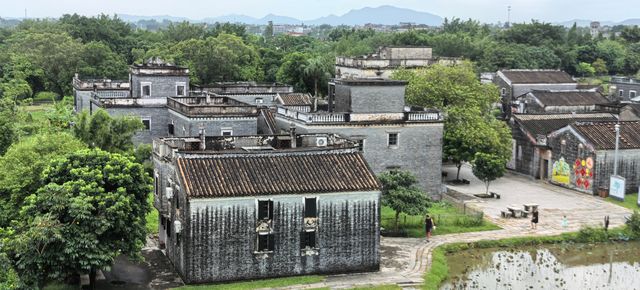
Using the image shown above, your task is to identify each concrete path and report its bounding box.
[274,165,633,290]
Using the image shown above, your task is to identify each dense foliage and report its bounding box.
[1,15,639,100]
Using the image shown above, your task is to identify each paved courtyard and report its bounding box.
[443,163,632,233]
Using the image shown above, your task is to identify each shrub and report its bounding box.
[575,226,608,243]
[626,211,640,238]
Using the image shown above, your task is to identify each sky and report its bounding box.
[1,0,637,23]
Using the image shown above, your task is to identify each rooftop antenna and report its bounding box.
[506,6,511,28]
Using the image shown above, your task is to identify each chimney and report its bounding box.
[198,124,206,151]
[289,124,296,149]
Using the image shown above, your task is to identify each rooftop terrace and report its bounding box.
[167,95,259,117]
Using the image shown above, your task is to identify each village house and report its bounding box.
[514,90,609,114]
[275,78,444,194]
[152,133,381,284]
[508,113,618,179]
[72,59,262,143]
[335,46,462,79]
[547,121,640,195]
[597,102,640,121]
[610,76,640,102]
[494,70,578,117]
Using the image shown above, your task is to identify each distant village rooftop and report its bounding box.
[499,70,576,84]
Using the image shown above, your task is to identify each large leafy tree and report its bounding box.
[379,170,430,231]
[72,110,144,153]
[8,149,151,288]
[277,52,312,93]
[392,63,512,180]
[303,55,333,97]
[0,99,18,156]
[0,132,86,227]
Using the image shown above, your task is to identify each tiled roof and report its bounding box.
[573,121,640,150]
[279,93,313,106]
[502,70,575,84]
[260,108,277,134]
[529,91,609,107]
[176,152,381,198]
[514,113,617,136]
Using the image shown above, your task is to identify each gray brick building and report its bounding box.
[73,59,260,144]
[275,79,445,194]
[547,121,640,195]
[152,134,381,284]
[515,90,609,114]
[494,70,578,118]
[610,76,640,102]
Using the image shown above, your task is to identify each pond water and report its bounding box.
[440,242,640,290]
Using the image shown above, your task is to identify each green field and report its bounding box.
[176,275,325,290]
[606,193,640,210]
[381,202,501,238]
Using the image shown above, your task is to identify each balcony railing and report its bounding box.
[277,106,442,124]
[73,77,130,90]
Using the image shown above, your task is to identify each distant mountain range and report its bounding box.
[117,5,444,26]
[557,19,640,27]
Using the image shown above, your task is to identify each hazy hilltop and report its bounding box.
[117,5,444,26]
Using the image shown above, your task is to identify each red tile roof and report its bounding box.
[176,152,381,198]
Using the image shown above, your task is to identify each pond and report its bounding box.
[441,242,640,290]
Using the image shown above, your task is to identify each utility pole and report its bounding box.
[613,123,620,176]
[25,8,27,19]
[507,6,512,28]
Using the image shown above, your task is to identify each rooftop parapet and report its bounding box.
[167,95,259,118]
[72,75,130,91]
[611,76,640,84]
[276,106,443,124]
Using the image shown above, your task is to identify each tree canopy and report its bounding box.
[379,170,431,231]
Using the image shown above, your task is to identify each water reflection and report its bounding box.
[441,242,640,290]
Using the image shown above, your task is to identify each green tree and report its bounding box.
[392,64,512,180]
[379,170,430,231]
[0,132,86,227]
[277,52,312,93]
[592,58,609,75]
[472,152,507,194]
[72,110,144,153]
[303,55,333,97]
[9,149,151,289]
[621,26,640,43]
[595,40,626,74]
[0,99,18,155]
[575,62,595,77]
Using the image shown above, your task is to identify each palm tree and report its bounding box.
[303,56,332,97]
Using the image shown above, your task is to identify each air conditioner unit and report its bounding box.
[316,137,328,147]
[165,187,174,200]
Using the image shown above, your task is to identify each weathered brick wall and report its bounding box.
[177,192,380,284]
[276,117,444,195]
[594,149,640,194]
[613,82,640,101]
[74,90,93,112]
[349,85,405,114]
[104,107,170,144]
[512,125,538,177]
[548,131,597,194]
[169,110,258,137]
[131,75,190,98]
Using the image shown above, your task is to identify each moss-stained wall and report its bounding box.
[178,192,380,284]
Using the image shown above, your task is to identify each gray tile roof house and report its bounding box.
[153,133,382,284]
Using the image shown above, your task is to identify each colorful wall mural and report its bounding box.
[573,157,594,190]
[552,157,570,185]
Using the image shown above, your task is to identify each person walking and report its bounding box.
[531,209,539,229]
[425,214,436,242]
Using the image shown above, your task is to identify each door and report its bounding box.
[542,159,550,180]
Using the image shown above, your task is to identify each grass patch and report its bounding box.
[146,192,159,235]
[381,202,501,238]
[176,275,325,290]
[351,285,402,290]
[423,247,448,290]
[606,193,639,210]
